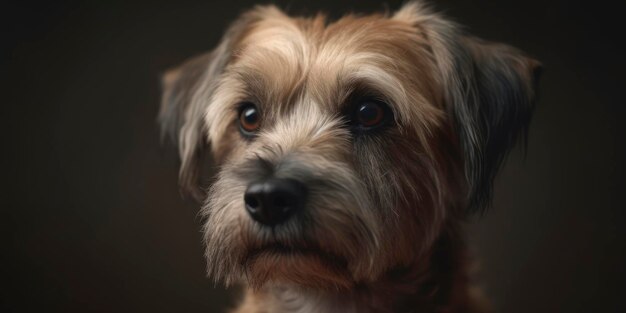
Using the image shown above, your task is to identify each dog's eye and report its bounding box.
[353,100,391,130]
[239,103,261,135]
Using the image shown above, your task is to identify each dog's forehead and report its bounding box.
[206,11,446,154]
[230,13,440,113]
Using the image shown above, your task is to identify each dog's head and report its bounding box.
[159,2,540,290]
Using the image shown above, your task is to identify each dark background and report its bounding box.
[3,0,625,312]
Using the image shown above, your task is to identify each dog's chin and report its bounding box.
[243,244,354,290]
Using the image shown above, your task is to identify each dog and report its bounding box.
[159,1,541,312]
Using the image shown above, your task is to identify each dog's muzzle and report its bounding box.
[244,177,307,226]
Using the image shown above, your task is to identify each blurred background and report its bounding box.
[3,0,625,312]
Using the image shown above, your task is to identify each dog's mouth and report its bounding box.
[240,242,353,288]
[244,242,347,269]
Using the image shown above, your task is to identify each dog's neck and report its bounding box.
[234,229,488,313]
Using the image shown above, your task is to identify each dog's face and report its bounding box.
[160,2,540,290]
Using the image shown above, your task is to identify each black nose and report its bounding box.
[244,178,307,226]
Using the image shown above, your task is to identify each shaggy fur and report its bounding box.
[159,1,541,312]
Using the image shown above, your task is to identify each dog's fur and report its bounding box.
[159,2,541,312]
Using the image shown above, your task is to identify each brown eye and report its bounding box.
[239,103,261,135]
[355,101,388,128]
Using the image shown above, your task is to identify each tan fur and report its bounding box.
[160,1,540,312]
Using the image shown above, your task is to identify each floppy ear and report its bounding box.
[159,7,274,200]
[394,1,542,212]
[159,52,215,201]
[450,37,542,213]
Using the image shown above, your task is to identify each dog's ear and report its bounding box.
[159,52,214,201]
[394,2,542,213]
[159,6,280,200]
[450,37,542,213]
